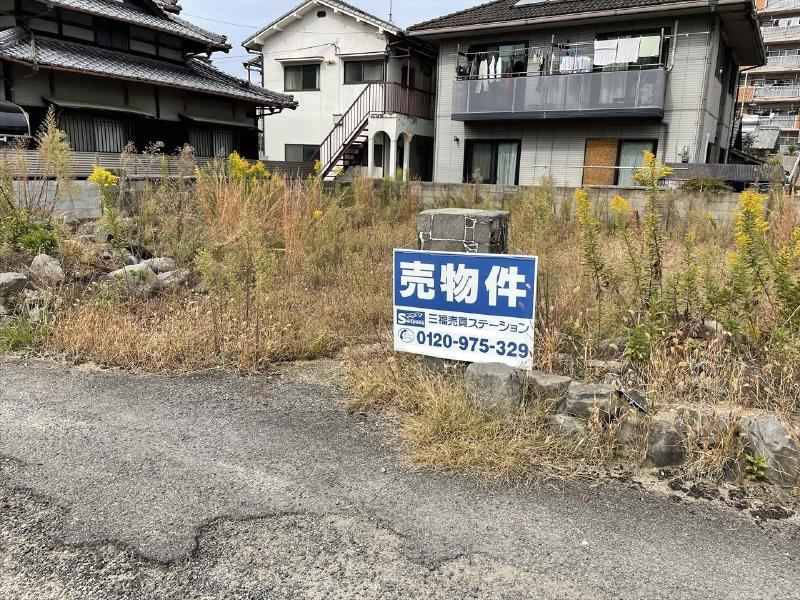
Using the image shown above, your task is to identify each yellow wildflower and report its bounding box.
[88,165,119,189]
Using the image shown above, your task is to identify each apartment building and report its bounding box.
[407,0,764,187]
[739,0,800,155]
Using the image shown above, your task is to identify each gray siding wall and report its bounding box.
[433,14,727,186]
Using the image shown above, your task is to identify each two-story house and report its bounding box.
[0,0,296,158]
[407,0,765,187]
[243,0,437,181]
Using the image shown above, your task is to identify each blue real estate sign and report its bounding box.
[393,249,538,369]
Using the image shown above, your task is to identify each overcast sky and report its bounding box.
[181,0,476,76]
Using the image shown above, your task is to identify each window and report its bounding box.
[285,144,319,162]
[61,113,129,153]
[189,127,238,157]
[582,138,657,187]
[463,140,520,185]
[344,60,384,84]
[284,64,320,91]
[617,140,656,187]
[95,19,129,50]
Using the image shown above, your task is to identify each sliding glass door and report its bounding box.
[464,140,521,184]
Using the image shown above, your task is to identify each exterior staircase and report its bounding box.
[315,81,434,181]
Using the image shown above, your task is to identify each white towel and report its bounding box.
[496,55,504,77]
[489,55,497,79]
[559,54,575,73]
[616,37,641,63]
[575,55,592,72]
[639,35,661,57]
[594,39,618,66]
[476,58,488,93]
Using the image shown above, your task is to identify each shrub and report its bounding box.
[680,177,732,194]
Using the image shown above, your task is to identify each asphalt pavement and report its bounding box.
[0,356,798,599]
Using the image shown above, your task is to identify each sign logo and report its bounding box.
[396,310,426,327]
[398,328,416,343]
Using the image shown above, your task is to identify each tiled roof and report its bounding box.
[0,29,296,108]
[243,0,399,48]
[44,0,228,49]
[408,0,710,32]
[154,0,180,13]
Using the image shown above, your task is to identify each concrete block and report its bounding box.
[417,208,509,254]
[559,382,623,419]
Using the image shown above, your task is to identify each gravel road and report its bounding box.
[0,356,798,599]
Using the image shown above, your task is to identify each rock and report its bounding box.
[464,362,523,413]
[739,415,800,487]
[687,482,720,501]
[108,263,159,296]
[123,253,139,266]
[528,371,572,400]
[559,382,622,419]
[617,410,647,447]
[143,257,177,274]
[676,404,738,450]
[750,504,794,521]
[545,414,586,437]
[646,417,686,467]
[0,272,27,298]
[668,477,688,492]
[29,254,65,286]
[157,269,191,290]
[585,359,626,375]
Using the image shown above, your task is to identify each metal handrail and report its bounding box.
[314,81,434,178]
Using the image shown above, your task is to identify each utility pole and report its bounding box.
[389,0,393,22]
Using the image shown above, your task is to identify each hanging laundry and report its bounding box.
[496,55,504,77]
[615,37,641,64]
[559,54,575,73]
[594,39,618,66]
[575,55,592,72]
[527,49,544,75]
[476,57,488,93]
[468,57,478,78]
[489,55,497,79]
[639,35,661,58]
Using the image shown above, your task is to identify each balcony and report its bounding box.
[452,68,666,121]
[753,85,800,99]
[762,0,800,13]
[743,114,800,129]
[761,25,800,42]
[766,54,800,68]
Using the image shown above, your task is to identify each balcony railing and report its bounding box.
[763,0,800,12]
[743,114,800,128]
[761,25,800,42]
[452,68,666,121]
[765,54,800,68]
[753,85,800,98]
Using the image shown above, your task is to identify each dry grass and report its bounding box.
[345,345,635,481]
[17,162,800,482]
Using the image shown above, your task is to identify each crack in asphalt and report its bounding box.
[2,358,800,598]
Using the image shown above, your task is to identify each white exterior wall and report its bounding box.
[257,9,389,160]
[431,15,726,186]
